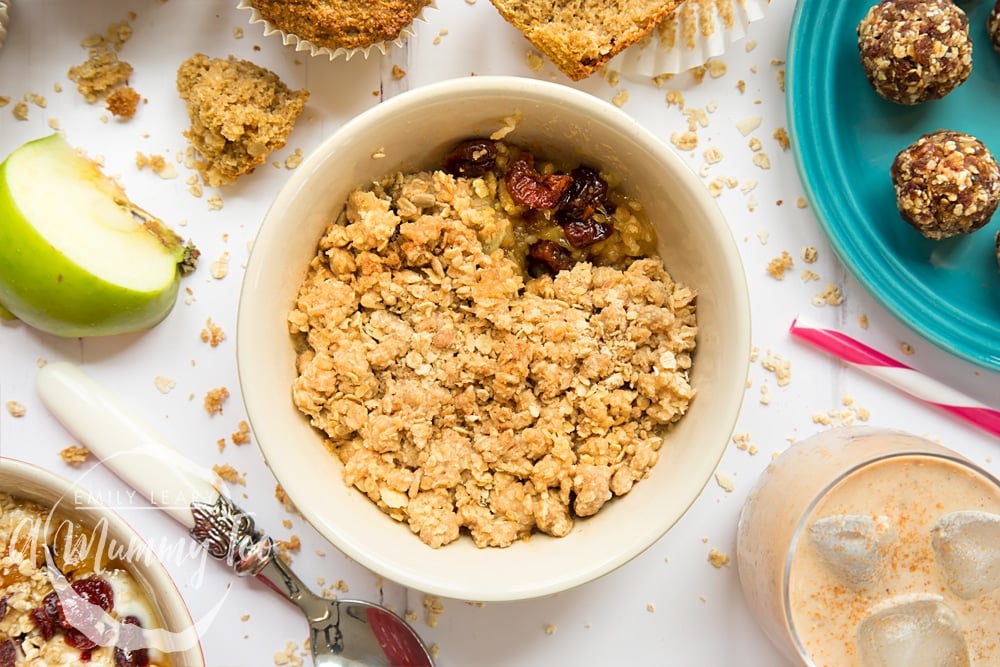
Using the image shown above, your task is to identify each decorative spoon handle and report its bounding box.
[35,360,272,575]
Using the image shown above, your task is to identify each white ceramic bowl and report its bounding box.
[237,76,750,602]
[0,456,205,666]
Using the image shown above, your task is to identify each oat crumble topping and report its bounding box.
[289,159,697,548]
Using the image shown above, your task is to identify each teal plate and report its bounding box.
[787,0,1000,372]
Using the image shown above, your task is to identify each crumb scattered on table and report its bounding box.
[59,445,91,467]
[5,401,25,417]
[204,386,230,415]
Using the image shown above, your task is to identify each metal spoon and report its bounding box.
[36,361,434,667]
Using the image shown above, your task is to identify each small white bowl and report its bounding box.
[0,457,205,665]
[237,76,750,602]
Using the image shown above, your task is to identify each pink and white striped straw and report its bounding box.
[789,316,1000,439]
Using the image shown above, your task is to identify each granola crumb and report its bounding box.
[773,127,790,150]
[707,548,731,569]
[801,246,818,263]
[216,437,226,453]
[901,342,915,356]
[212,463,245,486]
[646,602,655,612]
[544,623,557,635]
[207,194,224,211]
[136,152,178,179]
[233,27,244,39]
[106,85,141,118]
[275,484,302,516]
[766,250,794,279]
[59,445,92,467]
[200,318,225,347]
[752,152,771,170]
[859,313,869,329]
[275,534,301,559]
[423,595,444,628]
[203,386,230,415]
[5,400,26,417]
[391,64,407,79]
[611,89,629,107]
[232,420,252,445]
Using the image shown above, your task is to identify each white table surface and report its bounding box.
[1,1,998,666]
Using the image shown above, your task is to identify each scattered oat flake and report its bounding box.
[5,401,26,417]
[665,89,684,107]
[752,152,771,169]
[812,284,844,307]
[708,548,731,569]
[154,375,176,394]
[801,246,818,263]
[762,350,791,386]
[611,89,629,107]
[801,269,820,282]
[284,148,304,169]
[707,59,727,78]
[748,137,762,152]
[371,148,387,159]
[714,471,735,493]
[12,101,29,120]
[703,147,723,165]
[210,252,230,279]
[544,624,557,635]
[735,115,761,136]
[526,50,545,71]
[423,595,444,628]
[59,445,91,467]
[207,194,224,211]
[204,386,230,415]
[646,603,655,612]
[671,131,698,151]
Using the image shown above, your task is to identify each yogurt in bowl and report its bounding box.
[0,457,205,667]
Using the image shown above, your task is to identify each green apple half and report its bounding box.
[0,134,197,337]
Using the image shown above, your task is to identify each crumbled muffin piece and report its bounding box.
[857,0,972,105]
[232,420,252,445]
[200,317,226,346]
[68,40,133,104]
[212,463,245,485]
[106,85,140,118]
[766,251,794,279]
[176,53,309,187]
[891,130,1000,239]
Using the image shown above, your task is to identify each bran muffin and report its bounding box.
[241,0,432,59]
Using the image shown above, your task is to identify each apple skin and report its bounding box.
[0,134,191,338]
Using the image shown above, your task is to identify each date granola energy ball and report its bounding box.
[891,130,1000,239]
[989,0,1000,52]
[857,0,972,105]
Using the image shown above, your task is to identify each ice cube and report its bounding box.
[856,597,970,667]
[931,510,1000,600]
[808,514,895,588]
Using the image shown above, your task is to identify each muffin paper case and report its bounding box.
[0,1,9,51]
[614,0,769,78]
[237,0,436,61]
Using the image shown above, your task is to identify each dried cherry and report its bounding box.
[444,139,497,177]
[30,591,59,640]
[0,639,17,667]
[528,240,575,275]
[114,616,150,667]
[562,219,613,248]
[58,576,115,630]
[558,166,608,221]
[505,153,572,209]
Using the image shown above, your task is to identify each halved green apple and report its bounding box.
[0,134,197,337]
